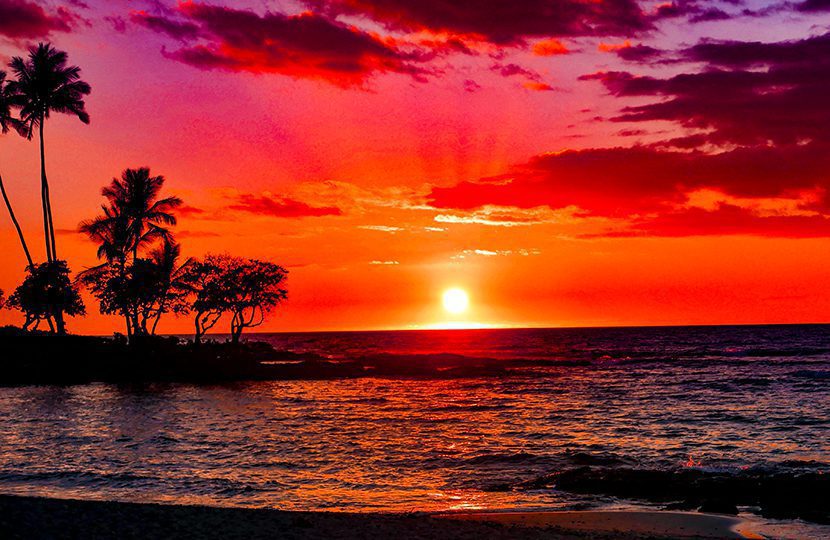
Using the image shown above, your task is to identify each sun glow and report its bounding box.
[442,288,469,314]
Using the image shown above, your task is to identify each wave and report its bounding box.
[0,469,153,486]
[791,369,830,380]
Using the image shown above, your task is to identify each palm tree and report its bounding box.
[8,43,91,263]
[99,168,182,260]
[79,168,182,338]
[79,203,132,267]
[0,70,33,267]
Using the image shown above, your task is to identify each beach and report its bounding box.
[0,495,758,539]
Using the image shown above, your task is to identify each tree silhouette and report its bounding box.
[140,238,192,335]
[79,168,183,339]
[227,259,287,344]
[183,255,287,345]
[7,261,85,333]
[181,255,229,345]
[8,43,91,263]
[0,70,33,267]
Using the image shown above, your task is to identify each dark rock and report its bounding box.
[699,499,739,515]
[517,466,830,525]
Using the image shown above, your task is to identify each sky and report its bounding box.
[2,0,830,333]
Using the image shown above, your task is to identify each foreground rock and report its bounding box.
[519,466,829,524]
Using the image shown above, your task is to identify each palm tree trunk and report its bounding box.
[39,119,57,262]
[0,172,34,267]
[39,120,66,334]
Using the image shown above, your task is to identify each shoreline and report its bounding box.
[0,494,762,539]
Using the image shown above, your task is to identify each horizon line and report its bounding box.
[146,320,830,337]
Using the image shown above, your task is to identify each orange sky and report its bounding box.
[2,0,830,333]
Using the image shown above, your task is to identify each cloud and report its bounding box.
[131,11,200,41]
[452,248,541,259]
[616,128,648,136]
[463,79,482,92]
[307,0,652,45]
[0,0,77,39]
[105,15,126,33]
[177,230,220,239]
[430,28,830,242]
[491,62,553,90]
[427,144,830,238]
[607,204,830,238]
[650,1,741,23]
[176,204,206,217]
[434,205,582,227]
[134,3,435,85]
[582,32,830,148]
[532,38,569,56]
[227,192,342,218]
[369,260,399,265]
[358,225,404,232]
[522,81,555,92]
[797,0,830,12]
[599,41,665,62]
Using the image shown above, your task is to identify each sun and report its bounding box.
[442,288,469,315]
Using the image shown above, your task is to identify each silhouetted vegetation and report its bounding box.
[182,255,287,345]
[78,167,186,340]
[8,43,90,264]
[1,44,90,335]
[0,70,33,267]
[6,261,85,333]
[1,43,291,372]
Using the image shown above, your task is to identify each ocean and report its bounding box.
[1,325,828,538]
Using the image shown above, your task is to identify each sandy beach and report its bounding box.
[0,495,762,539]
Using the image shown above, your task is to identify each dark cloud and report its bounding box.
[0,0,76,39]
[490,62,553,90]
[605,205,830,238]
[582,32,830,147]
[135,3,435,85]
[105,15,126,33]
[796,0,830,12]
[427,144,830,220]
[176,204,206,217]
[463,79,482,92]
[615,43,664,61]
[307,0,652,45]
[491,63,543,81]
[131,11,200,41]
[689,7,732,22]
[228,193,342,218]
[651,1,747,23]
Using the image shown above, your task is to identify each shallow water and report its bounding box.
[0,325,828,537]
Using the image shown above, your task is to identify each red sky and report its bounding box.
[2,0,830,333]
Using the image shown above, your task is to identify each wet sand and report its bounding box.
[439,510,763,539]
[0,495,761,539]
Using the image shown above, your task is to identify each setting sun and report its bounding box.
[442,288,469,315]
